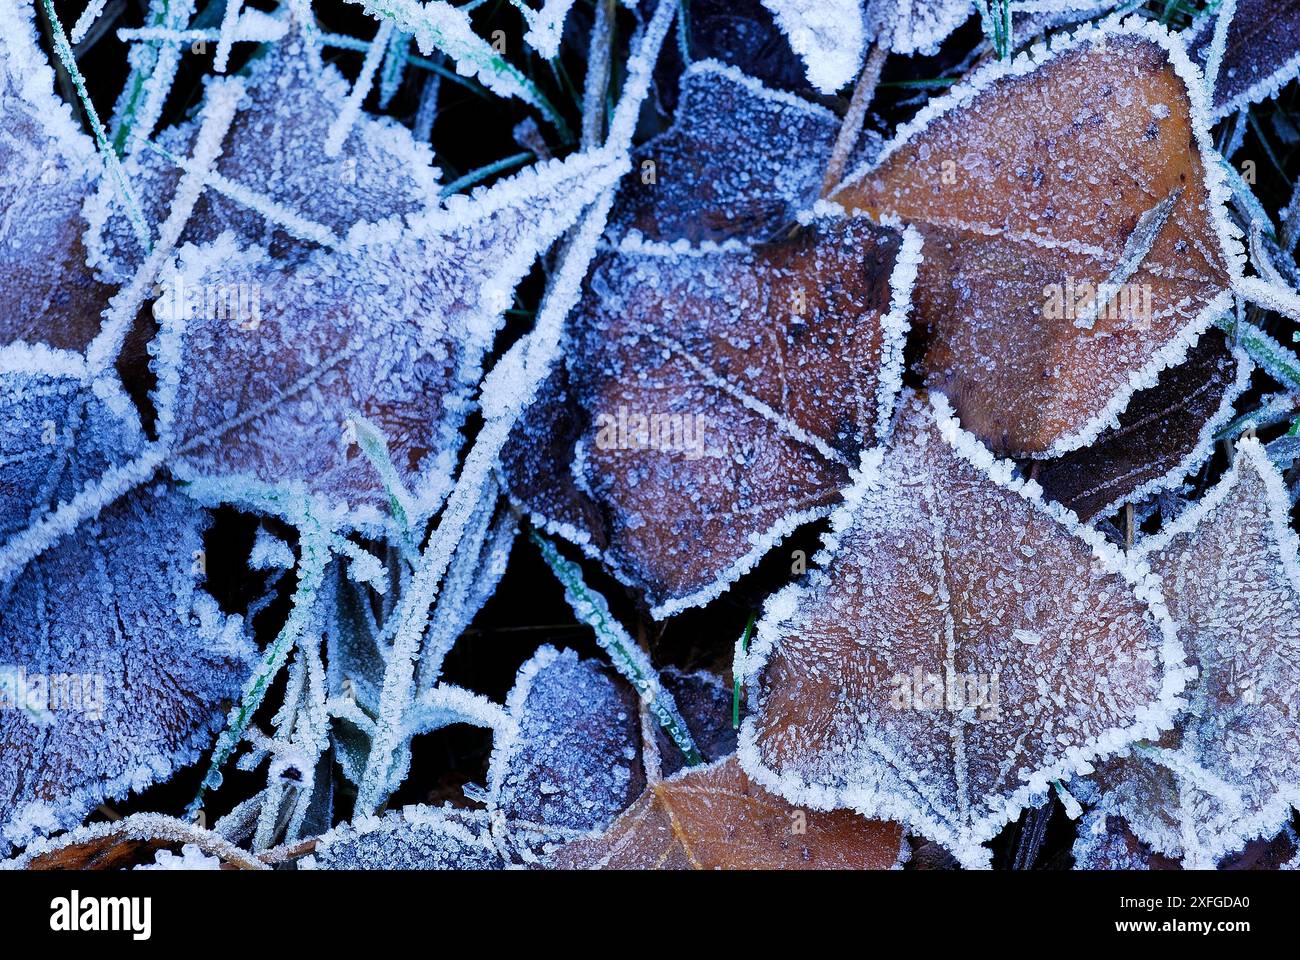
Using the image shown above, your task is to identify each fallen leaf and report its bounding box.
[86,43,443,281]
[488,645,647,854]
[296,805,504,869]
[154,142,622,526]
[835,18,1242,458]
[1087,437,1300,866]
[0,344,145,560]
[551,756,906,869]
[506,215,918,617]
[609,59,839,245]
[1185,0,1300,120]
[737,391,1189,868]
[0,3,112,352]
[0,483,255,852]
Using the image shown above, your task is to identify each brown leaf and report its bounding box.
[1035,330,1251,522]
[550,757,906,869]
[505,216,918,618]
[7,813,265,870]
[835,20,1240,458]
[737,391,1189,867]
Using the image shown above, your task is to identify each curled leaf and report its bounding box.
[1035,330,1252,522]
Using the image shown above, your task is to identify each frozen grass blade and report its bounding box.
[213,0,244,73]
[532,531,702,765]
[346,0,571,137]
[351,0,676,819]
[1215,313,1300,391]
[438,151,534,197]
[325,19,394,157]
[39,0,151,251]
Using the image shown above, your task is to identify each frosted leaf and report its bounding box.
[86,43,442,282]
[1185,0,1300,120]
[835,17,1243,458]
[759,0,867,94]
[0,2,112,352]
[297,805,503,869]
[0,345,144,562]
[1,812,266,870]
[1035,331,1252,522]
[156,145,623,527]
[551,756,907,869]
[504,217,919,618]
[1073,807,1300,870]
[608,59,838,245]
[488,646,646,855]
[737,392,1189,868]
[1090,438,1300,866]
[0,484,256,851]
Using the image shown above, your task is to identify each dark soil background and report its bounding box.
[36,0,1300,868]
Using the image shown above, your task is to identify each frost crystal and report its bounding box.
[835,16,1243,458]
[738,392,1190,868]
[1087,439,1300,866]
[760,0,867,94]
[505,218,919,618]
[0,484,255,852]
[551,757,907,869]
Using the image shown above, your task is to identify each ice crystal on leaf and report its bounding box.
[1085,439,1300,867]
[488,646,646,855]
[551,757,907,869]
[759,0,868,94]
[153,139,623,527]
[608,60,839,246]
[0,4,111,352]
[835,17,1243,459]
[737,392,1190,868]
[1035,331,1252,522]
[1185,0,1300,120]
[298,805,503,870]
[505,215,919,618]
[0,484,255,852]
